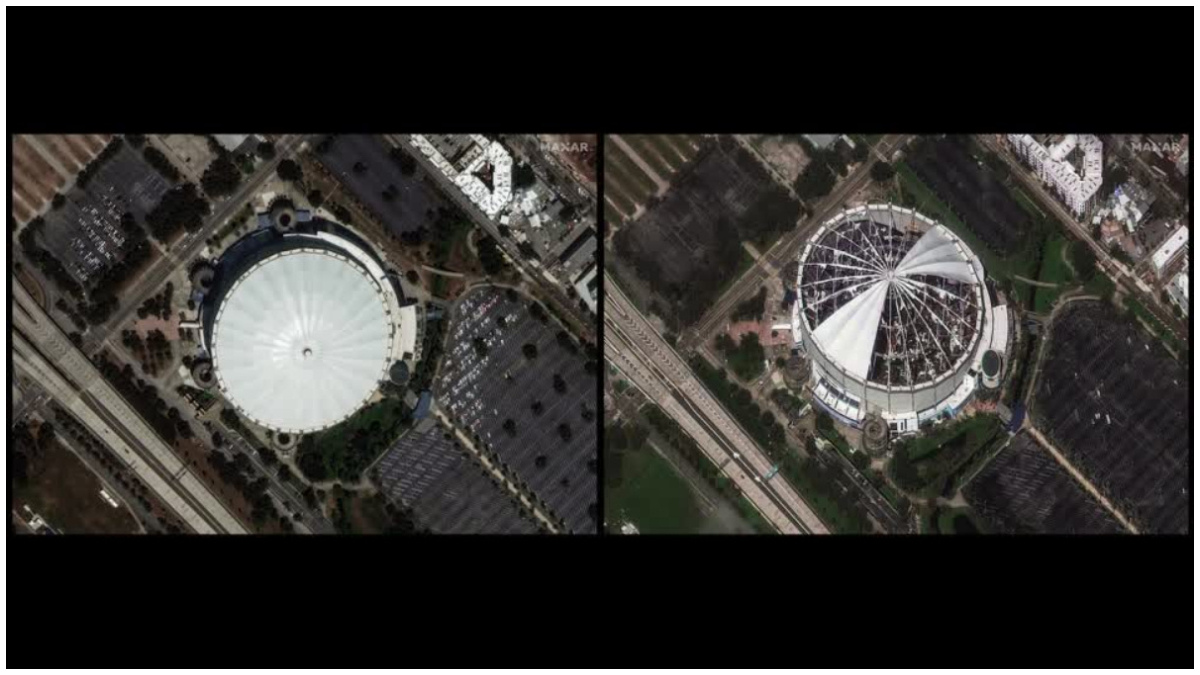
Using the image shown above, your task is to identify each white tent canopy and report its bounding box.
[211,249,393,433]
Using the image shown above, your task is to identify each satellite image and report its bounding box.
[603,134,1190,535]
[12,133,599,535]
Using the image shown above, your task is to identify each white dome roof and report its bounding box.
[211,248,393,433]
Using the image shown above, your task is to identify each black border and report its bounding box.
[7,11,1193,668]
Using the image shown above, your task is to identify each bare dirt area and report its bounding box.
[14,430,140,534]
[749,135,812,183]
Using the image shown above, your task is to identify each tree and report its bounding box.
[870,161,896,183]
[522,343,538,360]
[201,154,243,198]
[531,400,544,416]
[256,141,276,160]
[513,163,536,189]
[473,337,489,358]
[389,147,417,176]
[534,455,548,469]
[815,411,835,435]
[277,159,303,182]
[353,161,368,175]
[405,270,420,285]
[505,288,519,303]
[851,141,870,163]
[307,189,325,209]
[502,419,517,437]
[795,160,836,200]
[51,193,67,209]
[552,373,567,394]
[1070,242,1098,283]
[557,423,572,442]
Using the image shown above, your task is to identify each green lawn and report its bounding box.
[1034,237,1074,313]
[889,415,1006,499]
[736,495,778,535]
[717,332,766,382]
[606,441,708,534]
[936,507,987,535]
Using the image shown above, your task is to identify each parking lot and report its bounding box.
[374,418,538,534]
[906,135,1035,257]
[314,134,446,236]
[1033,302,1189,534]
[436,287,598,533]
[964,432,1125,534]
[39,144,172,286]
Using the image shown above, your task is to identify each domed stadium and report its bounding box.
[194,207,418,434]
[791,204,1009,434]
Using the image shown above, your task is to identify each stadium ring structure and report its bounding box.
[193,202,419,435]
[791,204,1010,434]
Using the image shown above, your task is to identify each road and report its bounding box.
[81,134,308,354]
[977,134,1186,342]
[384,134,596,342]
[13,279,247,534]
[682,134,911,351]
[606,279,829,535]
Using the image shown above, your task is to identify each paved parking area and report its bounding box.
[374,418,537,534]
[315,134,445,236]
[437,287,598,533]
[40,145,172,286]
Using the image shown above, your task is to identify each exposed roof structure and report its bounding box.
[799,206,984,386]
[210,248,393,433]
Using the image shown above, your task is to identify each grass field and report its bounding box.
[890,414,1006,499]
[936,506,986,534]
[605,440,708,534]
[1033,237,1074,313]
[14,438,139,534]
[736,495,778,534]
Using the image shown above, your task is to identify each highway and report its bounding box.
[13,279,247,535]
[82,134,309,354]
[683,134,911,351]
[605,279,829,535]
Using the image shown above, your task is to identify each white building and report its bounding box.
[573,264,598,314]
[1150,225,1189,278]
[410,134,513,220]
[1167,264,1189,317]
[1008,134,1104,218]
[792,204,1007,434]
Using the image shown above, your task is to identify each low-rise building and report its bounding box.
[1150,225,1189,278]
[1008,134,1103,218]
[1166,264,1189,317]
